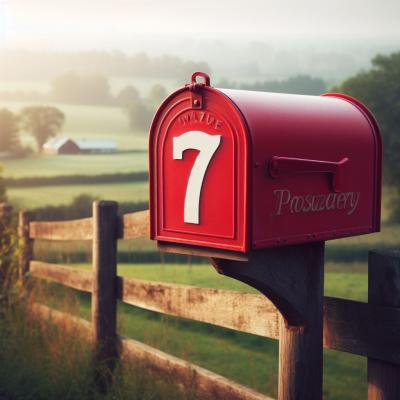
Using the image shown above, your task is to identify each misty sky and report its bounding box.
[1,0,400,51]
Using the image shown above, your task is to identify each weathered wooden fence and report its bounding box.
[18,201,400,399]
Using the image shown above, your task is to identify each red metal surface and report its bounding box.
[149,77,250,252]
[149,73,382,252]
[268,156,348,193]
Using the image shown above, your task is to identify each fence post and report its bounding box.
[368,250,400,399]
[91,200,119,392]
[18,210,33,282]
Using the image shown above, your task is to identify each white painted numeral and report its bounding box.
[173,131,221,224]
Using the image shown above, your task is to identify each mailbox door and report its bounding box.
[149,85,250,252]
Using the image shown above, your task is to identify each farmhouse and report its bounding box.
[42,137,117,154]
[42,137,80,154]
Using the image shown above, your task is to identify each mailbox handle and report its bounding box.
[191,72,211,86]
[268,156,348,192]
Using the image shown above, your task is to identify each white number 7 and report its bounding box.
[173,131,221,224]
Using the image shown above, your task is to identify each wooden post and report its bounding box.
[18,210,33,282]
[368,250,400,399]
[212,241,325,400]
[91,200,119,392]
[278,244,324,400]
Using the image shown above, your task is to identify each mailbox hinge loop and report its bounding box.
[187,72,211,110]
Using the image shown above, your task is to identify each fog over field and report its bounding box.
[1,0,399,83]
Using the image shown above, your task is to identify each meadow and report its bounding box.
[0,99,149,207]
[2,152,148,178]
[8,181,149,208]
[31,261,368,400]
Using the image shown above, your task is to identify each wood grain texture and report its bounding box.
[117,277,280,339]
[29,217,93,241]
[368,250,400,400]
[121,337,274,400]
[30,261,93,292]
[91,200,119,391]
[212,242,325,400]
[28,267,400,365]
[120,210,150,240]
[323,296,368,357]
[159,241,249,261]
[278,242,324,400]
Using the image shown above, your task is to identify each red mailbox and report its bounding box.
[149,72,382,253]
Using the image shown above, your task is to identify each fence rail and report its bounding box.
[29,209,150,241]
[19,203,400,400]
[30,302,272,400]
[29,258,400,364]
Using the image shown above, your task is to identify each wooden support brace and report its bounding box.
[211,241,325,400]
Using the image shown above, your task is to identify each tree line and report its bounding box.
[0,50,211,81]
[333,51,400,221]
[0,72,329,134]
[216,74,327,95]
[0,72,169,134]
[0,106,65,155]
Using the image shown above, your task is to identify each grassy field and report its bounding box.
[36,261,368,400]
[8,181,149,208]
[2,152,148,178]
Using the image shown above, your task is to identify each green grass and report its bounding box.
[2,152,148,178]
[8,181,149,208]
[36,262,367,400]
[0,296,194,400]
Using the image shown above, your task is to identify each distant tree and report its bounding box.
[20,106,65,151]
[115,85,141,106]
[215,78,238,89]
[336,52,400,184]
[0,109,20,153]
[51,72,111,105]
[147,84,167,106]
[240,75,326,95]
[335,52,400,220]
[126,101,152,132]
